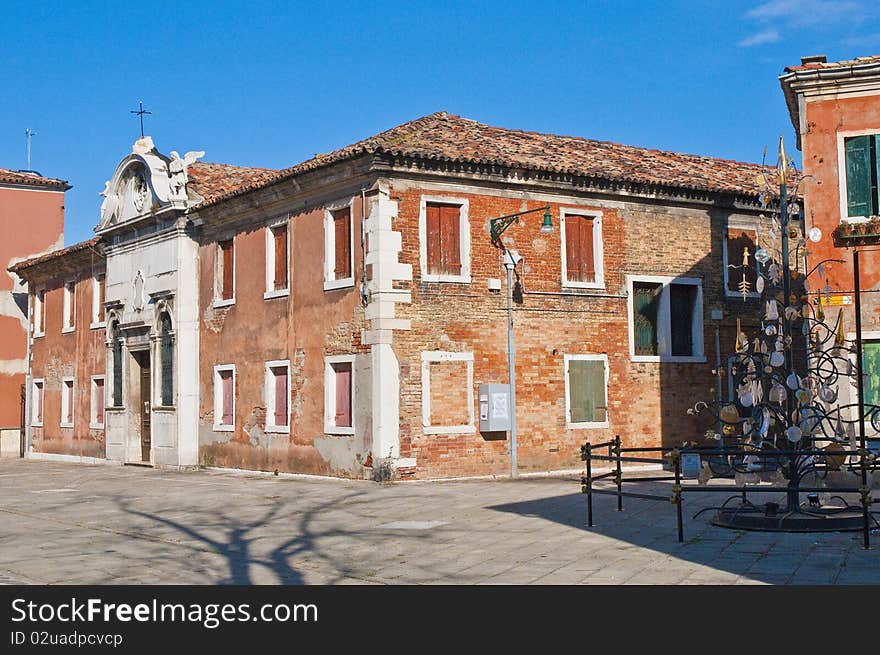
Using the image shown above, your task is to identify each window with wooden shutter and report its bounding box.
[332,362,352,428]
[725,226,758,294]
[426,202,462,276]
[332,208,351,280]
[94,378,104,425]
[565,215,596,283]
[160,313,173,406]
[272,366,288,427]
[845,135,880,218]
[670,283,697,356]
[62,379,74,425]
[273,224,288,290]
[93,275,105,323]
[220,369,234,426]
[862,341,880,408]
[219,240,234,300]
[63,281,75,330]
[111,323,123,407]
[567,357,608,425]
[632,282,661,356]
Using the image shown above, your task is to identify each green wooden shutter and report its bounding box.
[874,135,880,216]
[568,359,606,423]
[633,282,660,356]
[862,341,880,408]
[846,136,873,218]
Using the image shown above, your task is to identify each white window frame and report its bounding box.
[265,359,291,433]
[60,376,75,428]
[264,220,291,299]
[418,195,472,284]
[213,364,236,431]
[722,219,761,299]
[421,350,475,434]
[91,274,106,329]
[564,354,610,429]
[213,239,236,308]
[31,378,44,427]
[32,289,45,338]
[62,280,76,333]
[90,375,105,430]
[626,275,705,363]
[324,354,356,435]
[560,208,605,290]
[837,129,880,224]
[323,201,355,291]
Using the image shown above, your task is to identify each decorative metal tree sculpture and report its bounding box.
[690,138,877,531]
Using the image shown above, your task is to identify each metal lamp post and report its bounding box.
[489,205,554,477]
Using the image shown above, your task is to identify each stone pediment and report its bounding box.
[98,136,204,230]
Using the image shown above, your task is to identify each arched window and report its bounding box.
[110,320,123,407]
[159,312,174,406]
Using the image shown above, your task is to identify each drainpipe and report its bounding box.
[361,187,369,307]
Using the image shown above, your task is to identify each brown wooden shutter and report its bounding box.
[426,203,442,275]
[565,217,580,281]
[36,383,43,423]
[439,205,461,275]
[333,209,351,280]
[95,379,104,424]
[274,367,288,427]
[97,275,105,322]
[221,371,233,425]
[334,363,352,427]
[274,225,288,290]
[220,240,234,300]
[579,217,595,282]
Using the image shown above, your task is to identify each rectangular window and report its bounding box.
[265,223,289,297]
[265,361,290,432]
[214,365,235,430]
[91,376,105,429]
[92,274,105,325]
[426,203,462,276]
[420,351,475,434]
[724,224,759,296]
[562,210,604,287]
[565,355,609,427]
[844,135,880,219]
[217,239,235,303]
[419,197,471,283]
[325,356,355,434]
[628,276,704,362]
[32,379,44,426]
[62,281,76,331]
[33,289,45,336]
[61,378,75,427]
[324,205,353,290]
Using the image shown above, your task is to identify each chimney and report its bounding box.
[800,54,827,65]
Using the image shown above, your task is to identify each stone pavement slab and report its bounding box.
[0,459,877,585]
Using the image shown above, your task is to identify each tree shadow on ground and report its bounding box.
[486,477,876,584]
[116,492,438,585]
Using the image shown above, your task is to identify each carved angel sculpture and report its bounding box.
[99,180,118,224]
[168,150,205,200]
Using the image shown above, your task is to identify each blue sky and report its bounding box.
[1,1,878,244]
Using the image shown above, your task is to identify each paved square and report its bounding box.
[0,459,877,584]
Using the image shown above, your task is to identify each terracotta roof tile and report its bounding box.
[785,54,880,72]
[8,237,102,274]
[186,162,278,203]
[0,167,70,190]
[196,113,775,209]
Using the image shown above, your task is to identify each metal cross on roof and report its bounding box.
[130,101,152,138]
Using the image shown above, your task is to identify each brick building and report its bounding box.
[0,167,67,457]
[780,54,880,412]
[11,114,771,478]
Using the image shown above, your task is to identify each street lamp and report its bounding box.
[488,205,554,477]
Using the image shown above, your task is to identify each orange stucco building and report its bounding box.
[0,168,67,457]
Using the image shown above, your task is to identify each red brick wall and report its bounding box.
[390,184,754,478]
[29,269,106,457]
